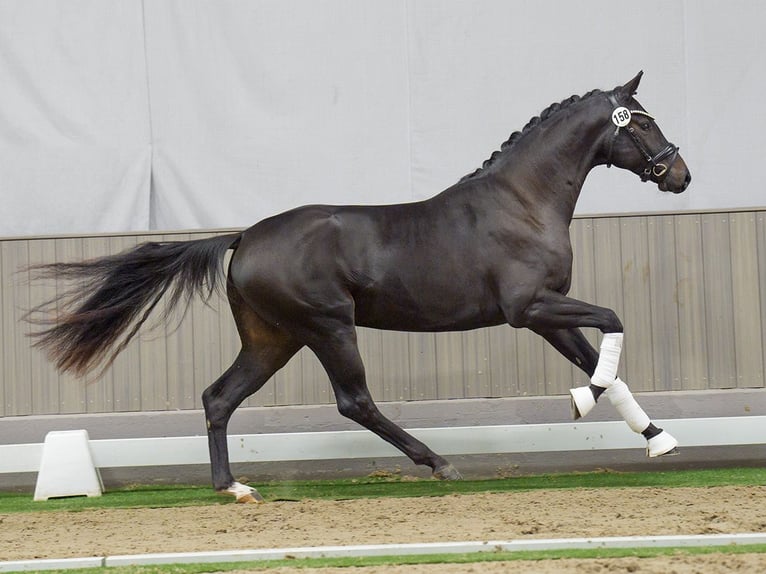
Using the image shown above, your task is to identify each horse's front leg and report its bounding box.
[509,290,678,457]
[581,332,677,457]
[529,326,604,415]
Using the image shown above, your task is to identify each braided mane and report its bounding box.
[460,88,603,182]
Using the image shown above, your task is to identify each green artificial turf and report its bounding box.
[0,466,763,514]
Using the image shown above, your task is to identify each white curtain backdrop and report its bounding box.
[1,0,764,236]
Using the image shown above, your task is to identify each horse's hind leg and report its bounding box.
[309,322,461,480]
[202,291,301,502]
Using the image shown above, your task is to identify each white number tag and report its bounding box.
[612,107,632,127]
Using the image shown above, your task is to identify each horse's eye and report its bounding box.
[640,122,652,131]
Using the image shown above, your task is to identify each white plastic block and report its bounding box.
[33,430,103,501]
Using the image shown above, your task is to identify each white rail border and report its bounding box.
[2,533,766,572]
[1,416,764,475]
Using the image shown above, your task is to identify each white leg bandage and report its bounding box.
[606,378,650,433]
[569,333,678,455]
[569,332,624,420]
[591,332,623,388]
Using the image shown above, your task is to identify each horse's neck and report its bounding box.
[494,108,606,220]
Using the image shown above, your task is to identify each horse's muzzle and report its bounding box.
[658,155,691,194]
[659,171,691,193]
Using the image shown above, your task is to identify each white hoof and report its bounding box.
[219,481,265,503]
[569,386,596,420]
[647,430,679,457]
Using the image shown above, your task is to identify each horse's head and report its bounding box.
[604,71,691,193]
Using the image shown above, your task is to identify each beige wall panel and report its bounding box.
[487,324,520,397]
[81,236,114,413]
[462,330,491,398]
[108,235,143,412]
[2,240,31,416]
[408,332,438,401]
[568,218,598,387]
[758,213,766,387]
[299,348,332,405]
[700,214,737,388]
[0,243,4,416]
[434,331,465,399]
[271,340,303,407]
[515,329,547,398]
[161,234,197,410]
[357,327,384,401]
[27,239,61,414]
[646,215,682,391]
[133,234,171,411]
[542,335,575,396]
[620,218,654,391]
[674,215,709,390]
[1,210,764,416]
[187,234,222,408]
[378,330,411,402]
[729,212,764,388]
[593,218,626,380]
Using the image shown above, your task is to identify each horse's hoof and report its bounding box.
[235,492,265,504]
[646,430,679,457]
[218,481,265,504]
[569,386,596,420]
[433,464,463,480]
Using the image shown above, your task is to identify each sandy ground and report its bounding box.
[221,553,766,573]
[2,485,765,572]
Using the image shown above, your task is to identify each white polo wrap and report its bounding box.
[591,332,623,388]
[606,377,651,433]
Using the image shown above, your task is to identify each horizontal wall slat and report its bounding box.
[1,210,764,417]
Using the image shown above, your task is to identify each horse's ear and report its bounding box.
[621,71,644,96]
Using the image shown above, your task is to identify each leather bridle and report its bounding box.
[605,93,679,182]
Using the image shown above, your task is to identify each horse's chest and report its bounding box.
[503,232,573,293]
[540,243,574,292]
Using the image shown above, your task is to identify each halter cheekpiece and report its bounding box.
[605,93,679,182]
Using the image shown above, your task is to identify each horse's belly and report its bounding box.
[353,286,504,332]
[356,313,504,332]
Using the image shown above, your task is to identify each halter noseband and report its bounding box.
[605,93,679,182]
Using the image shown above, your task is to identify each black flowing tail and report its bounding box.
[26,232,242,377]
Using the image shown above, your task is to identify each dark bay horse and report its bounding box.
[28,72,690,502]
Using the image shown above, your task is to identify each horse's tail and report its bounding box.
[25,232,242,378]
